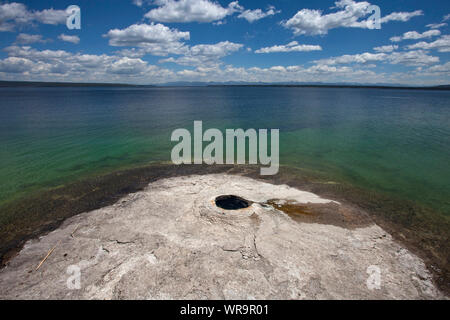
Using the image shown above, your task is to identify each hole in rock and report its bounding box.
[215,195,251,210]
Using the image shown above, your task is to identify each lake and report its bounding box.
[1,86,449,215]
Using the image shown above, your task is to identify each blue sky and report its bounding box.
[0,0,449,85]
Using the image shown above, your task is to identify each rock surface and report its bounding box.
[0,174,444,299]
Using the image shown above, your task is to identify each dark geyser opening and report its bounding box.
[215,195,251,210]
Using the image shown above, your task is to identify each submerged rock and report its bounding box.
[0,174,444,299]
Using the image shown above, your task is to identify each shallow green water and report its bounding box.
[0,86,449,214]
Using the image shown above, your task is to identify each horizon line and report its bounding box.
[1,80,450,90]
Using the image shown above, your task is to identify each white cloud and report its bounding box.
[421,62,450,75]
[132,0,144,7]
[237,6,279,23]
[388,50,439,66]
[172,63,385,85]
[426,23,447,29]
[0,57,34,73]
[444,14,450,21]
[160,41,243,66]
[314,52,387,65]
[4,46,71,61]
[144,0,242,23]
[0,2,28,31]
[390,30,441,42]
[314,50,439,67]
[58,34,80,44]
[379,10,423,23]
[118,42,189,57]
[128,41,190,57]
[283,0,371,36]
[33,8,67,25]
[105,23,194,58]
[108,57,148,74]
[406,35,450,53]
[105,21,245,65]
[0,2,30,31]
[104,23,190,46]
[283,0,422,36]
[0,2,67,31]
[269,66,286,72]
[305,64,353,74]
[15,33,47,44]
[1,45,446,86]
[373,45,398,53]
[188,41,242,57]
[255,41,322,53]
[389,36,402,42]
[0,46,175,83]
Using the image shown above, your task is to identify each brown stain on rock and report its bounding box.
[265,199,373,229]
[266,200,316,216]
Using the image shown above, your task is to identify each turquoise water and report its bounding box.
[0,86,449,214]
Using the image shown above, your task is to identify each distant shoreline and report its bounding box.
[0,81,154,88]
[208,84,450,91]
[1,80,449,90]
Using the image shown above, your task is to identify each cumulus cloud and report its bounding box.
[406,35,450,53]
[33,8,68,25]
[104,23,193,58]
[0,2,67,31]
[172,63,384,85]
[444,14,450,21]
[283,0,371,36]
[390,30,441,42]
[105,21,244,66]
[421,62,450,75]
[15,33,47,44]
[388,50,439,66]
[144,0,278,24]
[119,41,189,57]
[160,41,243,66]
[0,44,444,86]
[255,41,322,53]
[237,6,279,23]
[4,45,71,61]
[283,0,422,36]
[314,52,387,65]
[58,34,80,44]
[121,42,189,57]
[108,57,148,74]
[104,23,190,46]
[187,41,242,57]
[0,56,34,73]
[0,44,260,84]
[0,45,175,83]
[373,45,398,53]
[314,50,439,67]
[144,0,242,23]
